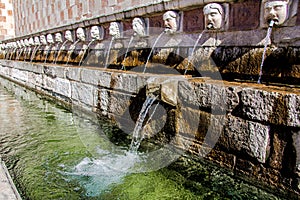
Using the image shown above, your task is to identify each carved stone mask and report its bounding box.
[109,22,121,38]
[90,26,100,40]
[40,35,47,45]
[203,3,224,30]
[55,33,63,43]
[76,28,86,41]
[34,36,40,45]
[264,0,288,25]
[132,17,146,37]
[163,11,178,34]
[65,30,73,42]
[46,34,54,44]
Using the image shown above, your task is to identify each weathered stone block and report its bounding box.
[71,81,96,107]
[81,68,112,88]
[178,79,241,113]
[224,115,270,163]
[55,77,71,98]
[241,87,300,127]
[65,66,81,81]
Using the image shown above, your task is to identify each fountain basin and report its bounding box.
[0,60,299,196]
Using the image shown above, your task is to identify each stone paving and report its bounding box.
[0,158,21,200]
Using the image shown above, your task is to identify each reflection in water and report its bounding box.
[0,77,284,199]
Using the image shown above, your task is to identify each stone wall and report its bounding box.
[0,60,299,197]
[0,0,14,40]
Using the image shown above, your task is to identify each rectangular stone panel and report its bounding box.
[182,8,204,33]
[229,0,260,31]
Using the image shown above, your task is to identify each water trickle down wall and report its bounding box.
[0,0,300,197]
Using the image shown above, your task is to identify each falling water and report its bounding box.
[142,31,165,73]
[257,20,274,84]
[44,45,52,63]
[9,48,17,60]
[130,95,158,152]
[30,45,40,62]
[121,36,134,70]
[54,40,68,64]
[104,37,114,69]
[66,40,79,65]
[16,48,24,60]
[78,39,95,66]
[184,29,207,75]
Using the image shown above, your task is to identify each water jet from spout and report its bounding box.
[258,20,274,84]
[184,29,207,75]
[143,31,165,73]
[79,39,95,66]
[121,36,134,70]
[66,40,79,65]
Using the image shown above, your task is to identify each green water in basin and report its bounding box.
[0,78,284,200]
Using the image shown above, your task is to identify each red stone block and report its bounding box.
[229,0,260,31]
[7,10,12,16]
[183,8,204,33]
[0,16,6,22]
[68,7,73,19]
[0,3,5,9]
[60,10,64,21]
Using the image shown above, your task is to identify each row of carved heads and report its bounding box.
[0,1,290,51]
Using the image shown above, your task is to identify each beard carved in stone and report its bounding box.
[203,3,224,30]
[264,0,288,26]
[163,11,179,34]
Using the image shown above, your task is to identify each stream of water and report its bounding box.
[0,77,285,200]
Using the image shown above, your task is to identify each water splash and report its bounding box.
[121,36,134,70]
[79,39,95,66]
[130,95,158,152]
[66,40,79,66]
[143,31,165,73]
[65,150,140,197]
[184,29,207,75]
[104,37,115,69]
[257,20,274,84]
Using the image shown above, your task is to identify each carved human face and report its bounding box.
[55,33,63,43]
[34,36,40,45]
[28,38,34,46]
[40,35,47,45]
[24,39,29,47]
[203,3,223,30]
[65,30,73,42]
[90,26,100,40]
[264,0,288,25]
[163,11,178,34]
[132,17,146,37]
[76,28,86,41]
[46,34,54,44]
[109,22,120,38]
